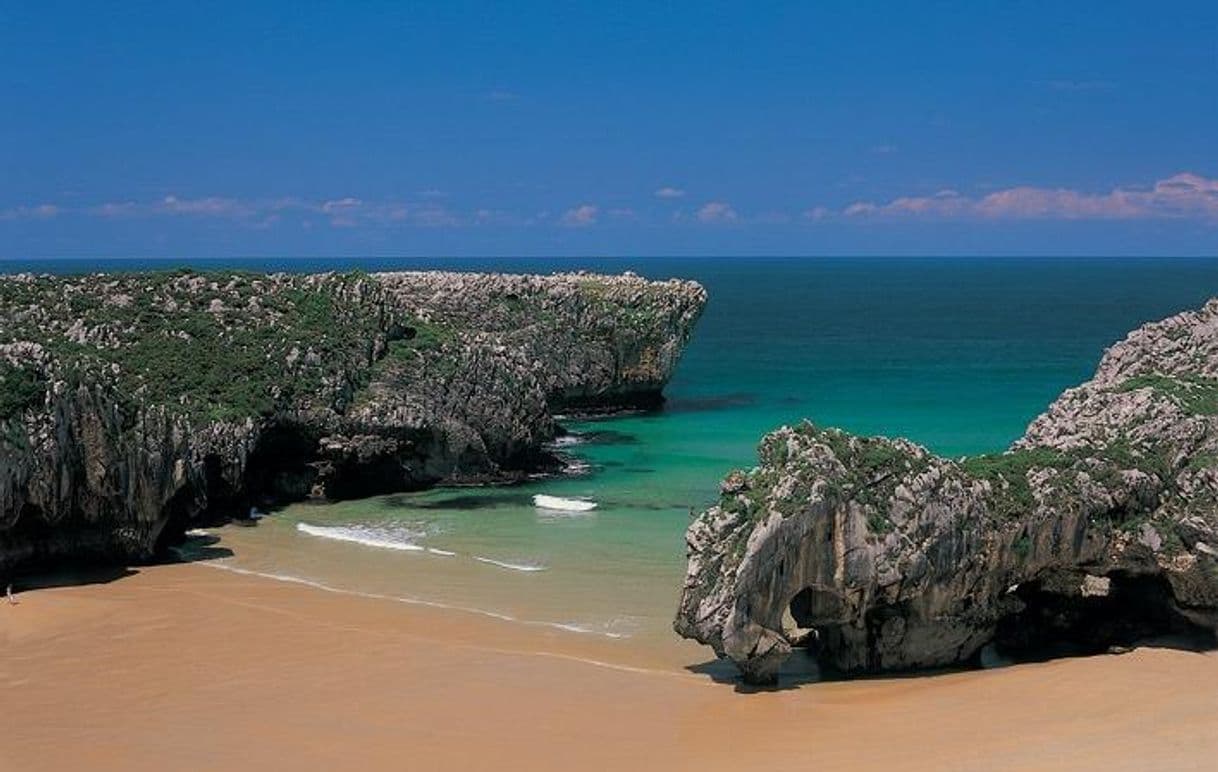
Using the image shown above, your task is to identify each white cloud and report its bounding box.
[320,197,363,227]
[89,201,141,218]
[0,203,60,221]
[654,186,685,199]
[840,173,1218,222]
[159,195,251,217]
[404,206,461,227]
[90,196,258,220]
[75,194,472,229]
[320,197,362,214]
[472,208,541,226]
[560,204,599,227]
[696,201,738,224]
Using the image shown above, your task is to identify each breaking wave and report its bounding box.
[187,560,630,642]
[473,556,548,572]
[296,523,426,552]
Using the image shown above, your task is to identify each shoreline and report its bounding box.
[4,561,1217,771]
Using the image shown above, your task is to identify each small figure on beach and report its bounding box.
[6,583,16,605]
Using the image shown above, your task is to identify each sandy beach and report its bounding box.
[3,560,1216,772]
[6,0,1218,768]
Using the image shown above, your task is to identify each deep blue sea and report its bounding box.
[11,257,1218,656]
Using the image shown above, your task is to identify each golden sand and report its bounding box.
[3,562,1216,771]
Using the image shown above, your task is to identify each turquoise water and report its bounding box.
[15,257,1218,653]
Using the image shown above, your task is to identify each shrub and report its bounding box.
[0,363,44,420]
[1118,373,1218,415]
[0,271,392,423]
[960,447,1074,517]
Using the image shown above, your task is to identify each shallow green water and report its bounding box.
[165,257,1218,649]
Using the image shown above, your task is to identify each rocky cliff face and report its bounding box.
[374,271,702,411]
[676,300,1218,684]
[0,269,705,577]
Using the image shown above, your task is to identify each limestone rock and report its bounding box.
[0,269,705,576]
[675,299,1218,684]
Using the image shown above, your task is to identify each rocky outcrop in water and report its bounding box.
[676,300,1218,684]
[0,269,705,577]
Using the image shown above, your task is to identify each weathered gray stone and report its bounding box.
[0,269,705,577]
[676,299,1218,684]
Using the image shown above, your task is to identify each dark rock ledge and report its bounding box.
[0,269,706,577]
[676,299,1218,684]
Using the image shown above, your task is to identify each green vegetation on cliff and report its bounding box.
[0,271,390,423]
[961,440,1175,523]
[719,422,931,535]
[1118,373,1218,415]
[0,268,707,580]
[0,362,44,420]
[960,447,1073,516]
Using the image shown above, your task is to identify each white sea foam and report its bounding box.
[551,622,628,639]
[561,460,592,476]
[426,547,457,557]
[473,556,547,572]
[296,523,426,552]
[549,434,585,447]
[187,559,636,644]
[553,615,640,639]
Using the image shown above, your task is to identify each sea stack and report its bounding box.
[675,299,1218,684]
[0,270,706,577]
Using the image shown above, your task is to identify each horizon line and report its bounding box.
[3,253,1218,262]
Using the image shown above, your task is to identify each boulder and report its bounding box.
[676,299,1218,684]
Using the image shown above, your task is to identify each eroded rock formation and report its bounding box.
[676,299,1218,684]
[0,269,705,576]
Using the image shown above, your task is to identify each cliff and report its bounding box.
[675,299,1218,684]
[0,269,705,577]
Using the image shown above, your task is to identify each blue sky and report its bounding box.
[2,1,1216,257]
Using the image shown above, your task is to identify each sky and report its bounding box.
[1,1,1216,258]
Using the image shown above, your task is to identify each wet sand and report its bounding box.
[3,562,1217,771]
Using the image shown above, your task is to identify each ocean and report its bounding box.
[13,256,1218,660]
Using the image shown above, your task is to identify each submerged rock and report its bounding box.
[675,299,1218,684]
[0,269,705,577]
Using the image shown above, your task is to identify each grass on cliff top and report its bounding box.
[961,440,1175,523]
[727,420,1188,538]
[753,423,927,535]
[373,317,460,379]
[0,362,45,420]
[1188,451,1218,471]
[828,433,926,534]
[960,448,1074,516]
[397,318,456,352]
[960,446,1074,481]
[111,286,375,421]
[1118,373,1218,415]
[1,271,388,423]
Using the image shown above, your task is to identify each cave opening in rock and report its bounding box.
[789,585,832,636]
[993,571,1216,661]
[243,423,323,504]
[786,585,846,655]
[152,481,205,556]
